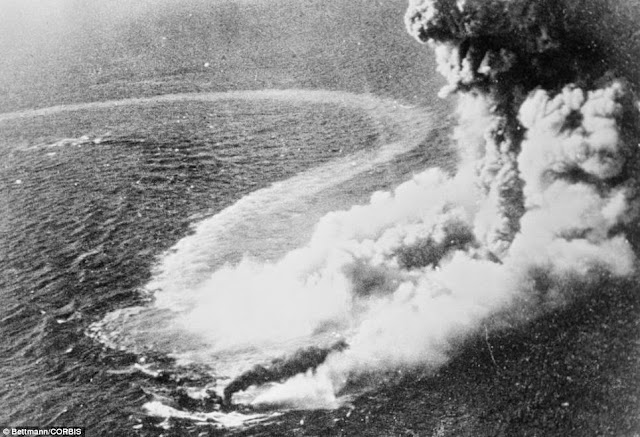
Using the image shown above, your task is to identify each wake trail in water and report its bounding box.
[144,96,435,299]
[2,89,436,296]
[63,89,440,403]
[0,89,426,127]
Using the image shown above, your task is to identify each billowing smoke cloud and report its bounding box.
[121,0,640,410]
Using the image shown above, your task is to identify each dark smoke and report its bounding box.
[406,0,640,257]
[223,340,349,406]
[406,0,639,93]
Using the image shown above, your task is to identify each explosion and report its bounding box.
[144,0,640,410]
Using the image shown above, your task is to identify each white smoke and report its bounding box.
[175,73,638,406]
[96,0,640,410]
[203,0,640,406]
[238,81,638,403]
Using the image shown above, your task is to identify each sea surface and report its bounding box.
[1,90,639,437]
[1,0,639,435]
[0,90,453,435]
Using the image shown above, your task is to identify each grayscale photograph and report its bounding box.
[1,0,639,436]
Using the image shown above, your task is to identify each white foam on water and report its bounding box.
[143,400,281,429]
[70,88,437,385]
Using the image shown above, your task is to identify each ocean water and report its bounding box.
[2,1,639,435]
[0,90,451,435]
[2,91,638,437]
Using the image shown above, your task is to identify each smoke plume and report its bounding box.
[135,0,640,409]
